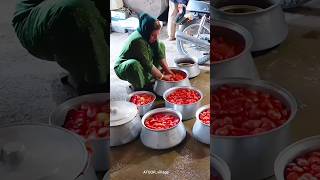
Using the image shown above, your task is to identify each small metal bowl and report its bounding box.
[192,104,210,145]
[140,108,186,150]
[153,68,191,97]
[49,93,109,172]
[174,56,201,78]
[211,154,232,180]
[163,86,203,120]
[127,91,156,116]
[274,135,320,180]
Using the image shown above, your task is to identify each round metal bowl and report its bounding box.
[274,135,320,180]
[49,93,109,172]
[140,108,186,150]
[211,78,297,180]
[109,101,141,147]
[192,104,210,145]
[212,19,259,80]
[163,86,203,120]
[211,154,232,180]
[212,0,288,51]
[127,91,156,116]
[174,56,201,78]
[153,68,191,97]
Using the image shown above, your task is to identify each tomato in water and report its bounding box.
[212,85,290,136]
[199,108,210,125]
[130,93,155,106]
[144,112,180,130]
[64,102,109,140]
[285,149,320,180]
[167,88,201,105]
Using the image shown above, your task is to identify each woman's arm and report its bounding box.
[151,65,172,81]
[160,58,174,75]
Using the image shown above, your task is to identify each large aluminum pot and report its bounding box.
[274,135,320,180]
[174,56,201,78]
[211,154,232,180]
[140,108,186,149]
[50,93,109,172]
[110,101,141,147]
[0,123,97,180]
[211,78,297,180]
[153,68,191,97]
[127,91,156,116]
[212,19,259,80]
[212,0,288,51]
[192,104,210,145]
[163,86,203,120]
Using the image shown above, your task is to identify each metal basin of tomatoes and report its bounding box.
[275,135,320,180]
[140,108,186,150]
[153,68,191,96]
[192,104,210,145]
[50,93,109,172]
[211,154,231,180]
[164,86,203,120]
[211,78,297,180]
[211,19,259,80]
[127,91,156,116]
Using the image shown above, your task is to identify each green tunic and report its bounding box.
[12,0,108,86]
[114,14,166,89]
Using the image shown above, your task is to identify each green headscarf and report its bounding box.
[137,13,157,42]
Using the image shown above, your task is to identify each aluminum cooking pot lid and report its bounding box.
[0,124,88,180]
[110,101,138,126]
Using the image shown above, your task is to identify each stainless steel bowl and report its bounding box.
[192,104,210,145]
[153,68,191,96]
[211,78,298,180]
[140,108,187,150]
[174,56,201,78]
[212,0,288,51]
[49,93,109,172]
[274,135,320,180]
[211,154,232,180]
[110,101,141,147]
[163,86,203,120]
[212,19,259,80]
[127,91,156,116]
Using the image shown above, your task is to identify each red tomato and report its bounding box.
[212,85,290,136]
[285,150,320,180]
[199,109,210,125]
[167,88,201,105]
[64,102,109,140]
[144,112,180,130]
[163,71,186,82]
[130,93,155,106]
[211,33,244,62]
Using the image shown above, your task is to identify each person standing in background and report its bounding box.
[167,0,189,41]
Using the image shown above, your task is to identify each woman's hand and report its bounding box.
[161,74,173,81]
[164,68,174,75]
